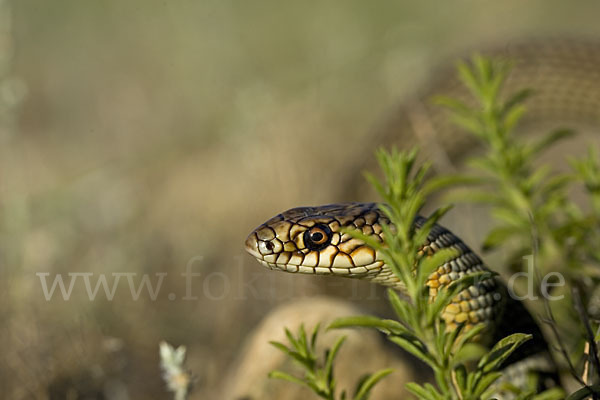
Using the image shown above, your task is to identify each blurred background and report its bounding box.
[3,1,600,399]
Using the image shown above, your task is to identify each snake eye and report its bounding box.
[303,224,332,251]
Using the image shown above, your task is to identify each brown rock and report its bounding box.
[221,296,417,400]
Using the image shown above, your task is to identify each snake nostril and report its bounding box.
[265,242,274,251]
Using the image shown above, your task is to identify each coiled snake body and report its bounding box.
[245,202,559,392]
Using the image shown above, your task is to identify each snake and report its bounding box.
[244,202,559,394]
[241,37,600,395]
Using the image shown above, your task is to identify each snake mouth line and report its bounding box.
[255,259,384,276]
[244,246,262,260]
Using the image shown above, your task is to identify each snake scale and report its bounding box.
[243,37,600,394]
[245,203,559,393]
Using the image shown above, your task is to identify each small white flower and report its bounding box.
[159,341,192,400]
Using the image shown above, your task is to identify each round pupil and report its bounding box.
[310,231,324,242]
[303,225,331,250]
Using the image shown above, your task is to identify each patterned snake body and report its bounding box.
[245,202,558,391]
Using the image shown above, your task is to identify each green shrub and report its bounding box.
[269,56,600,399]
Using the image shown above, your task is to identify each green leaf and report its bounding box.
[427,289,458,326]
[530,128,575,156]
[418,247,459,287]
[482,225,520,251]
[473,371,503,396]
[467,157,501,176]
[434,328,449,364]
[389,334,435,368]
[298,324,309,356]
[457,59,483,99]
[422,174,485,197]
[442,321,465,356]
[269,343,314,370]
[448,113,486,137]
[433,95,477,118]
[340,226,385,251]
[453,364,467,392]
[405,382,442,400]
[538,173,572,199]
[565,383,600,400]
[477,333,532,373]
[269,370,312,389]
[442,187,505,206]
[503,103,526,134]
[501,88,533,117]
[311,323,321,351]
[269,340,292,355]
[416,206,454,240]
[491,208,528,229]
[531,387,567,400]
[353,369,394,400]
[523,165,550,192]
[285,327,300,351]
[454,323,486,352]
[328,316,409,336]
[325,335,346,382]
[448,270,494,298]
[387,289,413,325]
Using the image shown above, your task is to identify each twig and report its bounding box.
[583,341,591,385]
[541,299,585,386]
[451,368,464,400]
[531,212,589,387]
[573,287,600,386]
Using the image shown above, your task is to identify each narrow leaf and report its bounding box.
[389,335,435,368]
[325,335,346,382]
[405,382,440,400]
[353,369,394,400]
[478,333,532,373]
[328,316,409,335]
[269,370,311,388]
[530,128,575,155]
[482,226,520,251]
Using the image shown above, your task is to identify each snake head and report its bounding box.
[244,203,397,281]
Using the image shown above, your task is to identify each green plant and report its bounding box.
[268,56,600,399]
[329,148,561,400]
[435,56,600,395]
[435,57,576,276]
[269,324,393,400]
